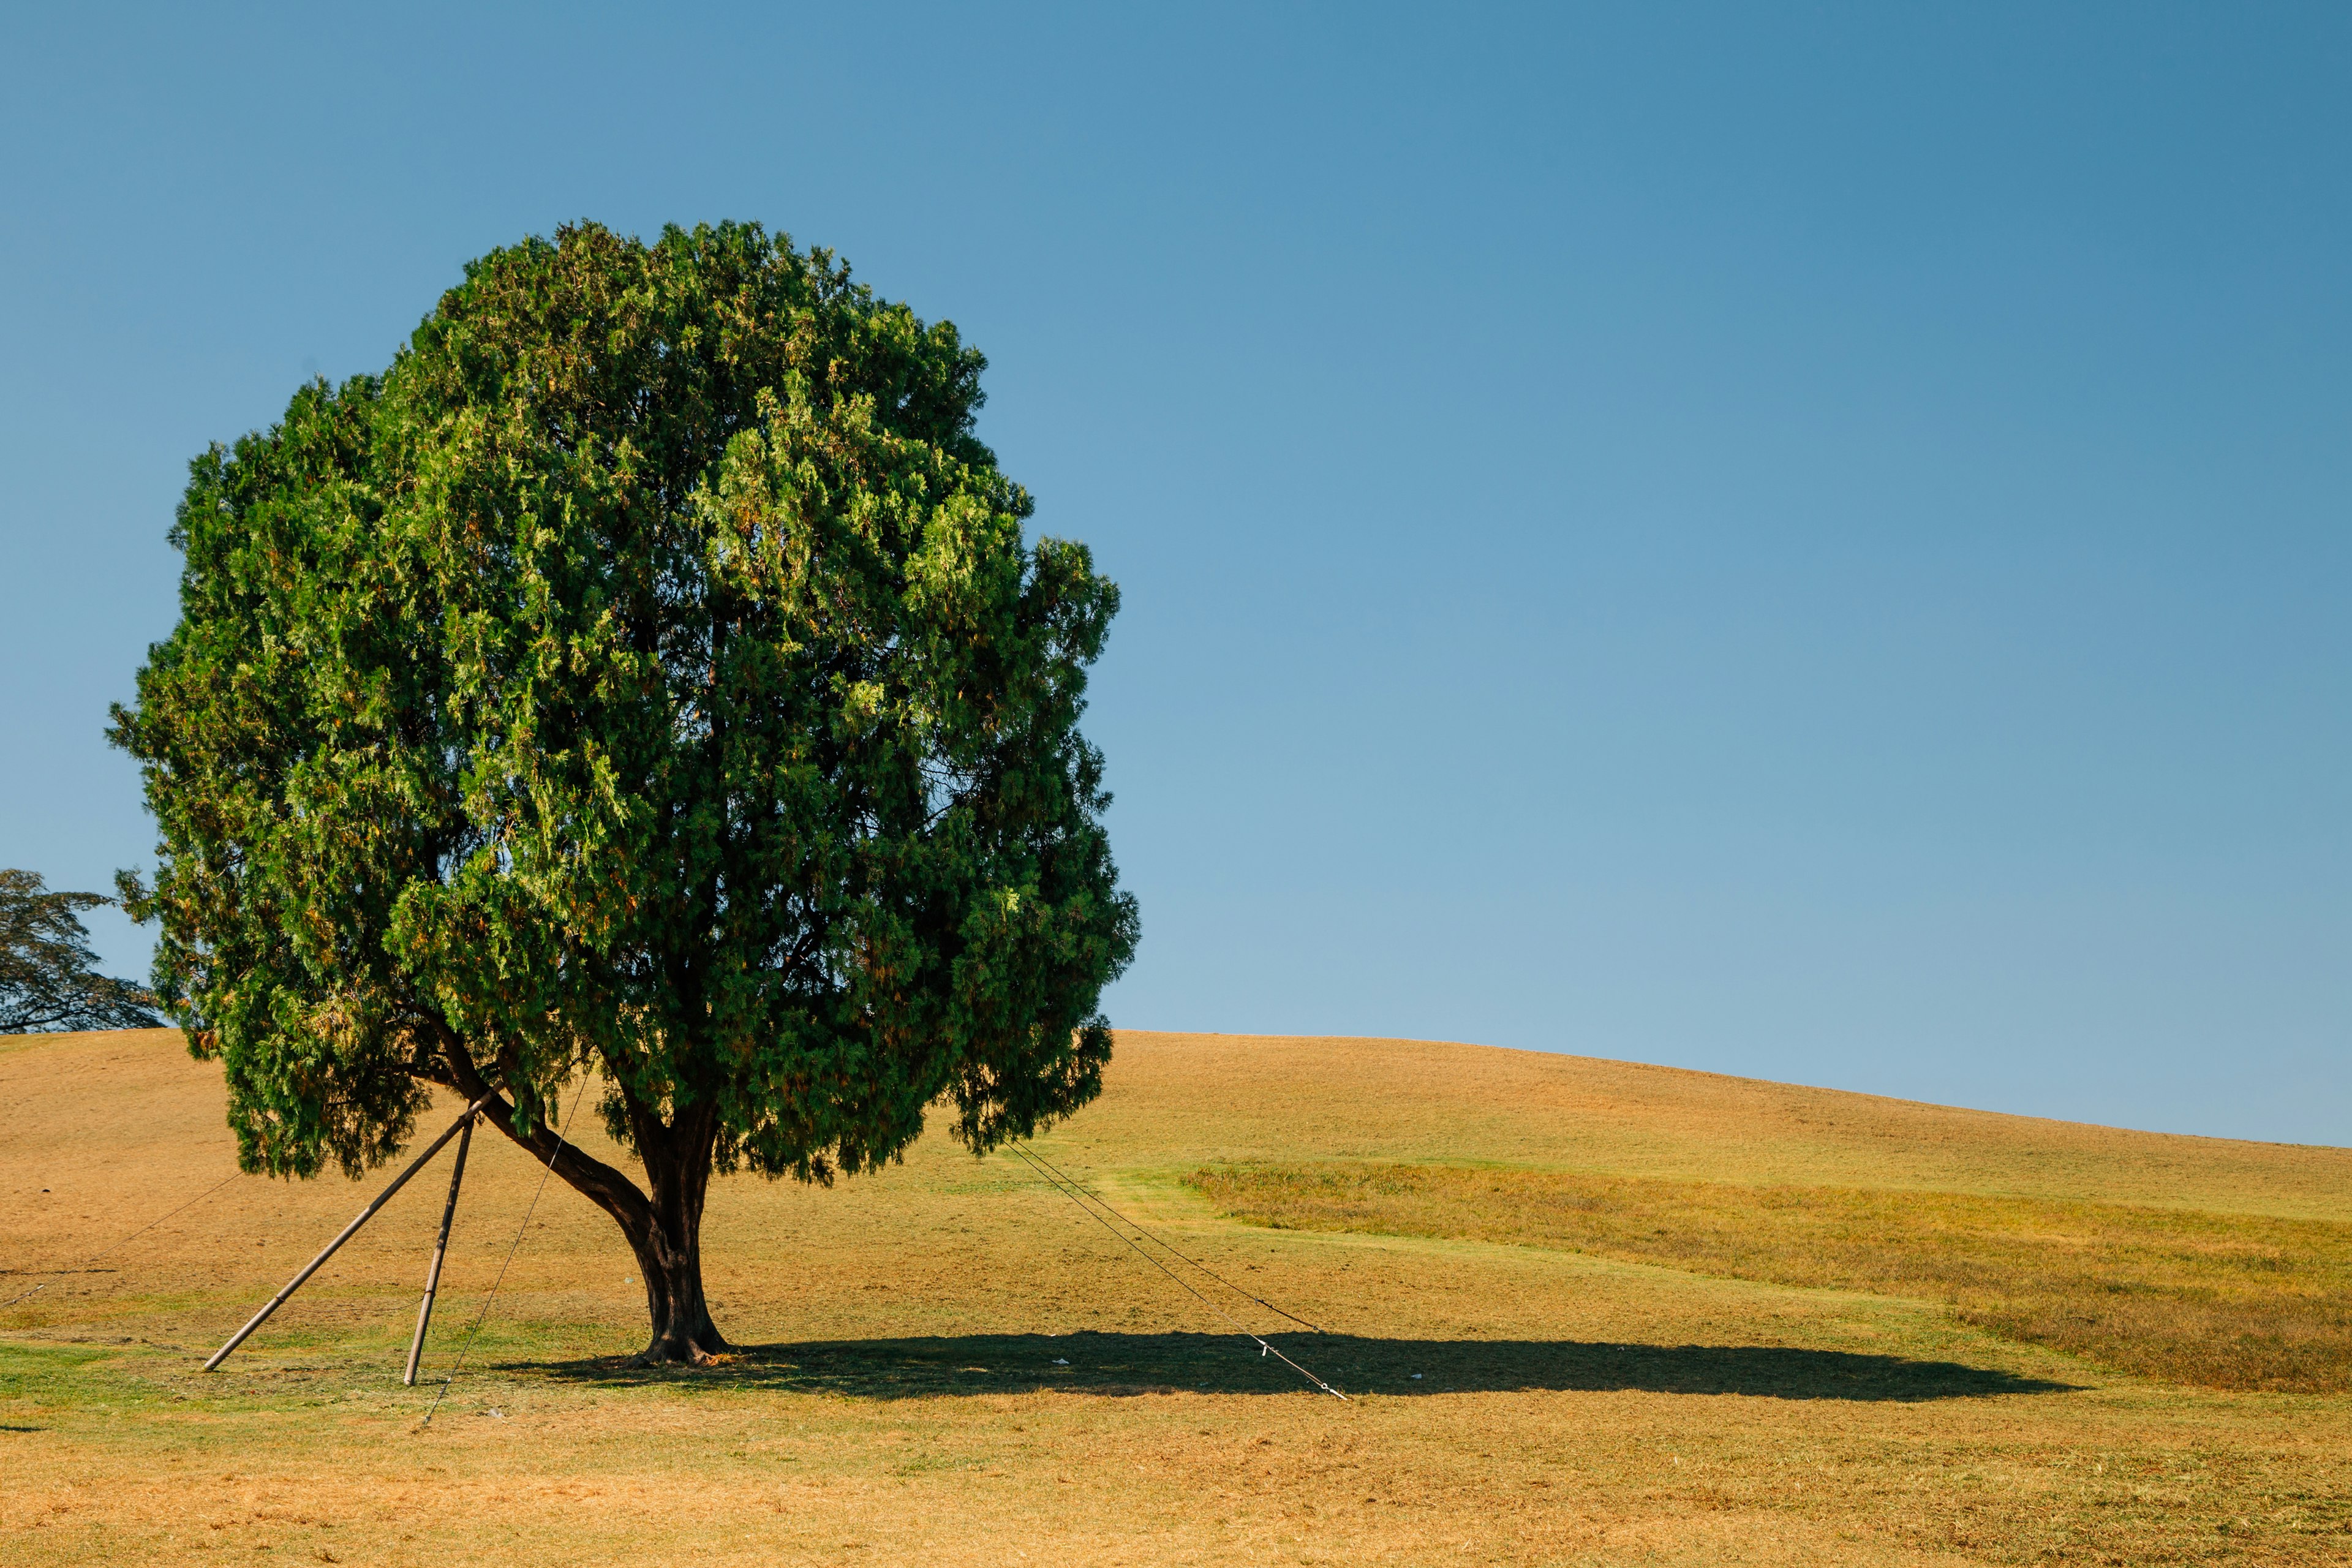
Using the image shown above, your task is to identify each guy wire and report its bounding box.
[1,1167,244,1310]
[418,1085,583,1428]
[1004,1144,1346,1401]
[1012,1143,1326,1333]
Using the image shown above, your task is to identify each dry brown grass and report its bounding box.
[1055,1033,2352,1220]
[2,1027,2348,1566]
[1185,1163,2352,1394]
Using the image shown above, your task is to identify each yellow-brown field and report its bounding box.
[1184,1164,2352,1394]
[3,1027,2348,1566]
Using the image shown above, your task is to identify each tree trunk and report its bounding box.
[621,1120,729,1364]
[435,1035,731,1365]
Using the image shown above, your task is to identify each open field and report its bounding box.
[1185,1164,2352,1393]
[4,1027,2350,1566]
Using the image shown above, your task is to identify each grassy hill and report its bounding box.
[4,1027,2347,1566]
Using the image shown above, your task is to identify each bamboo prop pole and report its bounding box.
[402,1113,474,1386]
[203,1096,493,1373]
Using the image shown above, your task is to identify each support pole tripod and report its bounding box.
[403,1111,473,1385]
[203,1096,491,1373]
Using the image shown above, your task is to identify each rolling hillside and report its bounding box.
[3,1027,2346,1566]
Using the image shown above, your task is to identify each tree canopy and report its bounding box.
[111,221,1139,1360]
[0,869,162,1033]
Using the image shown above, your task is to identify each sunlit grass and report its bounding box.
[1185,1163,2352,1393]
[8,1030,2350,1566]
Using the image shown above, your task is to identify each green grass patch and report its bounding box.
[1184,1161,2352,1393]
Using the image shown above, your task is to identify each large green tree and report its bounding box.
[112,222,1138,1362]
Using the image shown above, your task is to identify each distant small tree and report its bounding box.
[111,221,1139,1362]
[1,869,162,1033]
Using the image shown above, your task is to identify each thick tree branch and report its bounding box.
[430,1020,656,1236]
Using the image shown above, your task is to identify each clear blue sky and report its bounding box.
[3,4,2344,1143]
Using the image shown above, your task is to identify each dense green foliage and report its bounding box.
[111,222,1137,1357]
[0,869,160,1033]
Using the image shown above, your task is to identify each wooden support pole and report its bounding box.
[402,1113,473,1385]
[203,1096,492,1373]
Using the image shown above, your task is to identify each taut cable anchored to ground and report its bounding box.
[1004,1144,1348,1401]
[1,1167,244,1310]
[1012,1143,1327,1333]
[418,1085,584,1429]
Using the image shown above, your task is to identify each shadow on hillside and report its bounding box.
[528,1331,2077,1403]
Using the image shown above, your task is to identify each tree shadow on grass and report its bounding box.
[527,1332,2078,1403]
